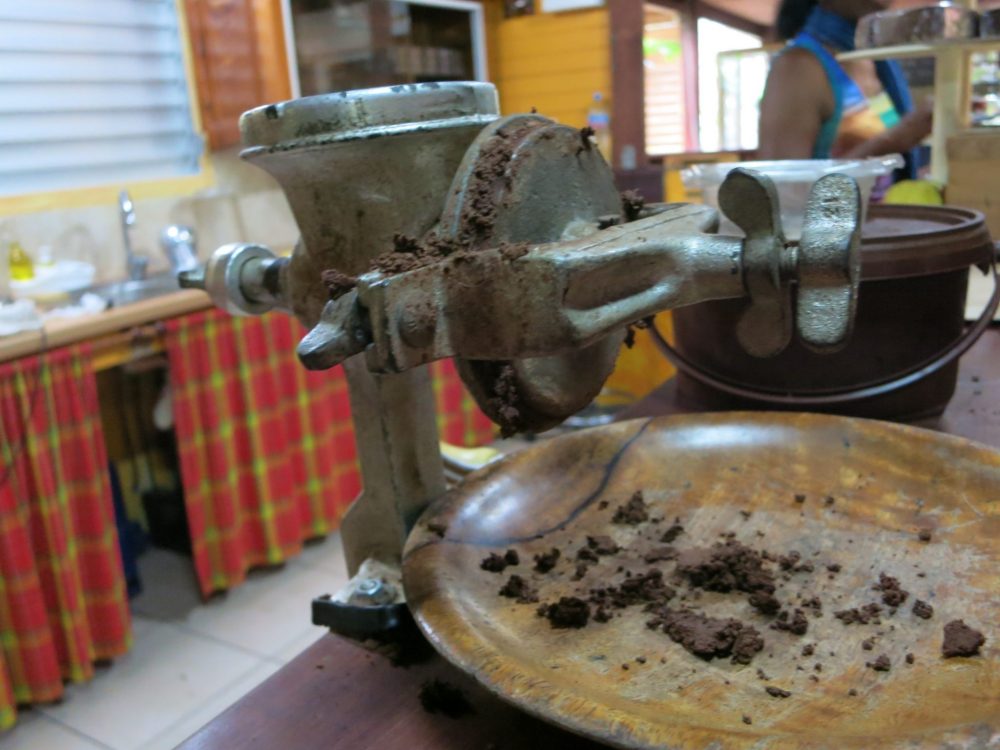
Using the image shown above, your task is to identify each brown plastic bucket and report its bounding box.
[659,205,999,420]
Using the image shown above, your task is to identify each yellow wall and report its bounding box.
[490,7,610,127]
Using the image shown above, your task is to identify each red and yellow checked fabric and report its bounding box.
[164,309,493,597]
[430,358,495,448]
[0,343,132,730]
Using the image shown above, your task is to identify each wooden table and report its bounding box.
[178,329,999,750]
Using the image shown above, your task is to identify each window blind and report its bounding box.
[643,8,687,157]
[0,0,203,197]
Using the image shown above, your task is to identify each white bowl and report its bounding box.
[10,260,97,298]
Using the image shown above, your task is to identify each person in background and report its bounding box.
[758,0,932,174]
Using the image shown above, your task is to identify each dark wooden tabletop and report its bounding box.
[177,328,999,750]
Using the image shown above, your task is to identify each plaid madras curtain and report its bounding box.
[0,344,132,729]
[165,310,492,597]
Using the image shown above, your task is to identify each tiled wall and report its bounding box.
[1,150,300,287]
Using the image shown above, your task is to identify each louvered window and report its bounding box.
[0,0,204,198]
[643,4,687,157]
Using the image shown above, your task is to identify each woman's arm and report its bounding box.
[842,100,933,158]
[757,48,833,160]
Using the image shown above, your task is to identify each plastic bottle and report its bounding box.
[587,92,612,163]
[9,241,34,281]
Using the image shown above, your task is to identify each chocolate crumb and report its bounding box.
[861,637,874,651]
[647,607,764,665]
[827,563,842,573]
[579,126,595,150]
[801,644,815,657]
[419,679,474,718]
[613,491,649,525]
[643,546,677,563]
[586,535,620,556]
[835,603,882,625]
[742,715,752,725]
[660,520,685,543]
[636,656,646,664]
[427,521,447,538]
[942,620,986,657]
[481,553,509,573]
[771,609,809,636]
[917,529,932,542]
[765,686,791,698]
[912,599,934,620]
[589,569,675,611]
[504,549,519,566]
[794,494,806,504]
[489,364,521,438]
[848,688,857,696]
[905,653,915,664]
[825,496,835,506]
[622,190,645,222]
[572,563,589,581]
[541,597,590,629]
[867,654,891,672]
[321,269,357,301]
[498,242,530,262]
[749,591,781,615]
[533,548,561,573]
[499,575,538,603]
[598,500,609,510]
[873,573,908,607]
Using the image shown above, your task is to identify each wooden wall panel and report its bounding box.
[492,7,611,128]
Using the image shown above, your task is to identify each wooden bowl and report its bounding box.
[404,413,998,749]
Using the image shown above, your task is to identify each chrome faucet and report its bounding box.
[119,190,148,281]
[160,225,199,275]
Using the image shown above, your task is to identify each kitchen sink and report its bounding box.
[81,272,184,307]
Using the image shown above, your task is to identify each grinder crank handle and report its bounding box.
[299,205,748,372]
[721,169,862,357]
[299,170,861,373]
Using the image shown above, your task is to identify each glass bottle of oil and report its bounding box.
[8,241,34,281]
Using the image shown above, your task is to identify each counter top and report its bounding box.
[0,289,211,364]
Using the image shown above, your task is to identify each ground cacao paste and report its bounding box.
[588,569,675,611]
[499,575,538,604]
[675,540,779,615]
[646,607,764,665]
[612,491,649,525]
[942,620,986,657]
[320,269,357,300]
[533,548,561,573]
[539,597,591,629]
[418,679,475,718]
[873,573,908,608]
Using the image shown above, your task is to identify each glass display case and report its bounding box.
[285,0,487,96]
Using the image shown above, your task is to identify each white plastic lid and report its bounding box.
[681,155,905,188]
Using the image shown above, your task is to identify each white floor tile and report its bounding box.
[38,622,262,750]
[176,561,336,659]
[1,711,109,750]
[137,660,281,750]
